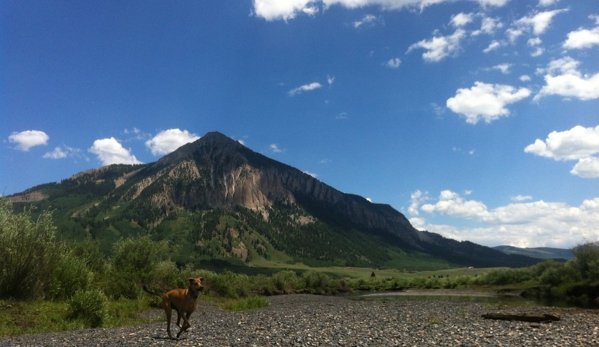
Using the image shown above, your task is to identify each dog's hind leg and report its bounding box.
[163,302,174,339]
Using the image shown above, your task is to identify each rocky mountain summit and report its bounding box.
[9,132,538,269]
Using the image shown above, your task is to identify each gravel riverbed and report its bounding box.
[2,294,598,346]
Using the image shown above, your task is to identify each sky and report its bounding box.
[2,0,599,249]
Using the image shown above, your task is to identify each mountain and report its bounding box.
[8,132,539,270]
[493,246,574,261]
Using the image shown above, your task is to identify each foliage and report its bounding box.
[103,236,169,299]
[0,200,74,299]
[67,289,108,328]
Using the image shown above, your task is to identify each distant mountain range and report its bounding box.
[8,132,540,270]
[493,246,574,261]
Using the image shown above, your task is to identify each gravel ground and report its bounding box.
[1,294,598,346]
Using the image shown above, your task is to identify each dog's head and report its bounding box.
[188,277,204,293]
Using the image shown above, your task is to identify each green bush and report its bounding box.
[68,289,108,328]
[103,236,169,299]
[302,271,336,294]
[271,271,301,294]
[0,201,63,299]
[47,251,93,300]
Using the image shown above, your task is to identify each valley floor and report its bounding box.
[2,294,597,346]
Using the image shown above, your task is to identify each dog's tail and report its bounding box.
[143,285,163,297]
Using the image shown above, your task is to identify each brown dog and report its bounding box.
[143,277,204,339]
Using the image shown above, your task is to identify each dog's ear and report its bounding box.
[199,277,204,282]
[187,277,195,283]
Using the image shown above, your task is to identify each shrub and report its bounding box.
[271,271,301,294]
[0,200,63,299]
[302,271,336,294]
[68,289,108,328]
[47,250,93,300]
[103,236,169,299]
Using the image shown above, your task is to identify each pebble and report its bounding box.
[1,295,597,346]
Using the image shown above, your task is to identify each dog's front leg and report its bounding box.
[176,314,191,339]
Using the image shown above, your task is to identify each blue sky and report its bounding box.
[2,0,598,248]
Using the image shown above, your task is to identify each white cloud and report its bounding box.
[472,16,503,36]
[421,190,489,220]
[446,82,531,124]
[450,12,473,27]
[482,40,501,53]
[527,37,542,46]
[520,75,531,82]
[408,189,428,216]
[43,145,82,160]
[353,14,378,28]
[43,147,67,159]
[524,125,599,161]
[563,21,599,50]
[571,157,599,178]
[413,190,599,248]
[8,130,49,151]
[89,138,142,166]
[511,195,533,202]
[527,37,544,56]
[269,144,283,153]
[491,63,511,74]
[252,0,318,21]
[538,0,559,6]
[327,75,335,84]
[385,58,401,69]
[145,129,200,156]
[407,29,466,62]
[252,0,510,21]
[505,28,524,43]
[534,57,599,101]
[515,8,568,36]
[525,125,599,179]
[288,82,322,96]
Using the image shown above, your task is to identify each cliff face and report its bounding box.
[115,132,421,246]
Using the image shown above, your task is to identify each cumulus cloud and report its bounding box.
[515,8,568,36]
[8,130,49,151]
[408,190,428,216]
[145,129,200,156]
[446,82,531,124]
[534,57,599,101]
[563,16,599,50]
[385,58,401,69]
[288,82,322,96]
[571,157,599,178]
[524,125,599,161]
[252,0,510,21]
[89,138,142,166]
[412,190,599,247]
[407,29,466,62]
[525,125,599,178]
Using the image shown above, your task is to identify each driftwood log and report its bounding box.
[481,313,560,323]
